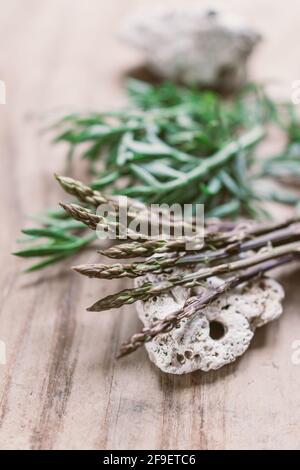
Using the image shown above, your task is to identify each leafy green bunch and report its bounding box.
[13,80,300,271]
[54,80,273,215]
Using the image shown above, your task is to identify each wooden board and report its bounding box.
[1,0,300,450]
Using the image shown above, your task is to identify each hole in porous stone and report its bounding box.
[176,353,185,364]
[184,350,193,359]
[222,304,230,310]
[209,320,226,340]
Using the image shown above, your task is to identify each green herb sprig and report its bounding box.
[54,80,272,213]
[14,80,300,271]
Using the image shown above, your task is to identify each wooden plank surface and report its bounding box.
[1,0,300,450]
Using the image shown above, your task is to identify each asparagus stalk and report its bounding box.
[59,203,103,231]
[100,238,204,259]
[60,202,150,241]
[179,223,300,264]
[73,255,178,280]
[83,241,300,312]
[100,218,300,260]
[74,224,300,281]
[56,174,197,233]
[55,174,107,207]
[117,255,295,358]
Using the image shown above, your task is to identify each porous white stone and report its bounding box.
[121,7,261,90]
[193,276,285,328]
[135,270,284,374]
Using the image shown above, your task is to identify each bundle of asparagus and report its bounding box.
[52,175,300,360]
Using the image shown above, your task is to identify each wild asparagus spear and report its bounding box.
[59,202,150,241]
[57,174,198,235]
[82,241,300,312]
[55,174,107,207]
[117,254,296,358]
[74,224,300,281]
[100,218,300,260]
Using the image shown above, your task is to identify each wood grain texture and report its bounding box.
[1,0,300,450]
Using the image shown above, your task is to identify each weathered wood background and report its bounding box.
[1,0,300,450]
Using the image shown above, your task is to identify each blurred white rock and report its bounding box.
[121,6,261,90]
